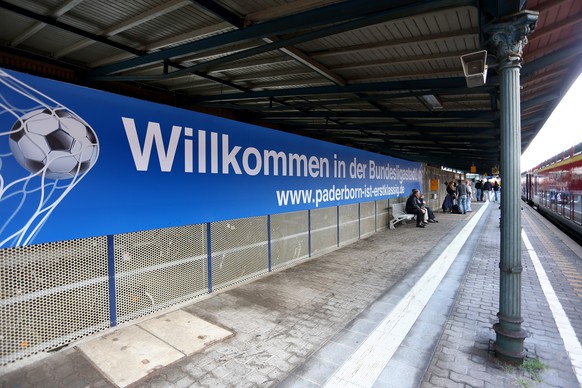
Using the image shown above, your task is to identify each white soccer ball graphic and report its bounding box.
[9,108,99,180]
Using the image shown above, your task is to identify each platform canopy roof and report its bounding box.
[1,0,581,173]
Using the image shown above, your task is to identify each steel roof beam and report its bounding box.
[522,43,582,77]
[9,0,83,47]
[90,0,476,79]
[88,0,427,77]
[89,22,235,68]
[521,93,560,111]
[329,51,476,71]
[309,27,478,59]
[196,88,495,111]
[188,77,476,102]
[0,0,144,56]
[54,0,192,59]
[192,1,348,87]
[268,122,496,133]
[190,0,245,29]
[480,0,525,18]
[262,36,347,86]
[259,111,498,119]
[162,7,472,81]
[528,11,582,44]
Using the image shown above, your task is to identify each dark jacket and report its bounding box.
[405,194,422,214]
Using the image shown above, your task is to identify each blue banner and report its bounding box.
[0,68,421,247]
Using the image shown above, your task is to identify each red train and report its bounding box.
[522,141,582,244]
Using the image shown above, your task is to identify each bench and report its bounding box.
[390,202,415,229]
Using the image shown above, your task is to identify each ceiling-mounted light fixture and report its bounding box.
[421,94,443,110]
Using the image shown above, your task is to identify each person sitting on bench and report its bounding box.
[419,193,438,223]
[405,189,427,228]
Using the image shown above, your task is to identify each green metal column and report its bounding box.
[487,11,538,365]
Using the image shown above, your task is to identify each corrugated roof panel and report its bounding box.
[218,0,283,18]
[454,6,478,30]
[0,9,40,44]
[238,67,328,83]
[3,0,52,15]
[297,11,479,76]
[64,43,129,66]
[228,68,314,83]
[13,24,89,59]
[69,0,166,31]
[120,5,223,45]
[219,0,345,22]
[255,80,333,91]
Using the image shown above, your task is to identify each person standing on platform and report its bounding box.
[474,179,482,202]
[406,189,427,228]
[456,179,468,214]
[443,181,455,212]
[482,179,492,201]
[466,180,473,212]
[493,180,500,202]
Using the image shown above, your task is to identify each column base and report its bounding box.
[493,322,527,365]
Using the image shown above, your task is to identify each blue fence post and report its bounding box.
[308,209,311,257]
[267,215,272,272]
[337,206,340,246]
[375,201,377,232]
[207,222,212,293]
[106,234,117,327]
[358,203,361,239]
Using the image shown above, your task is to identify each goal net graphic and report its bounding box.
[0,70,99,247]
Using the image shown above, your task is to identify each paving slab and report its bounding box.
[139,309,234,355]
[78,325,184,387]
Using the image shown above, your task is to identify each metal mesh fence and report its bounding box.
[360,201,376,237]
[339,204,359,245]
[377,199,390,230]
[0,237,109,365]
[1,199,397,365]
[210,216,269,291]
[113,224,207,324]
[270,211,309,269]
[310,206,338,255]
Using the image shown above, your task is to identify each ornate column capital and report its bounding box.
[486,11,539,68]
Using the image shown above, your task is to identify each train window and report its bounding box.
[575,195,581,225]
[563,193,570,220]
[574,142,582,156]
